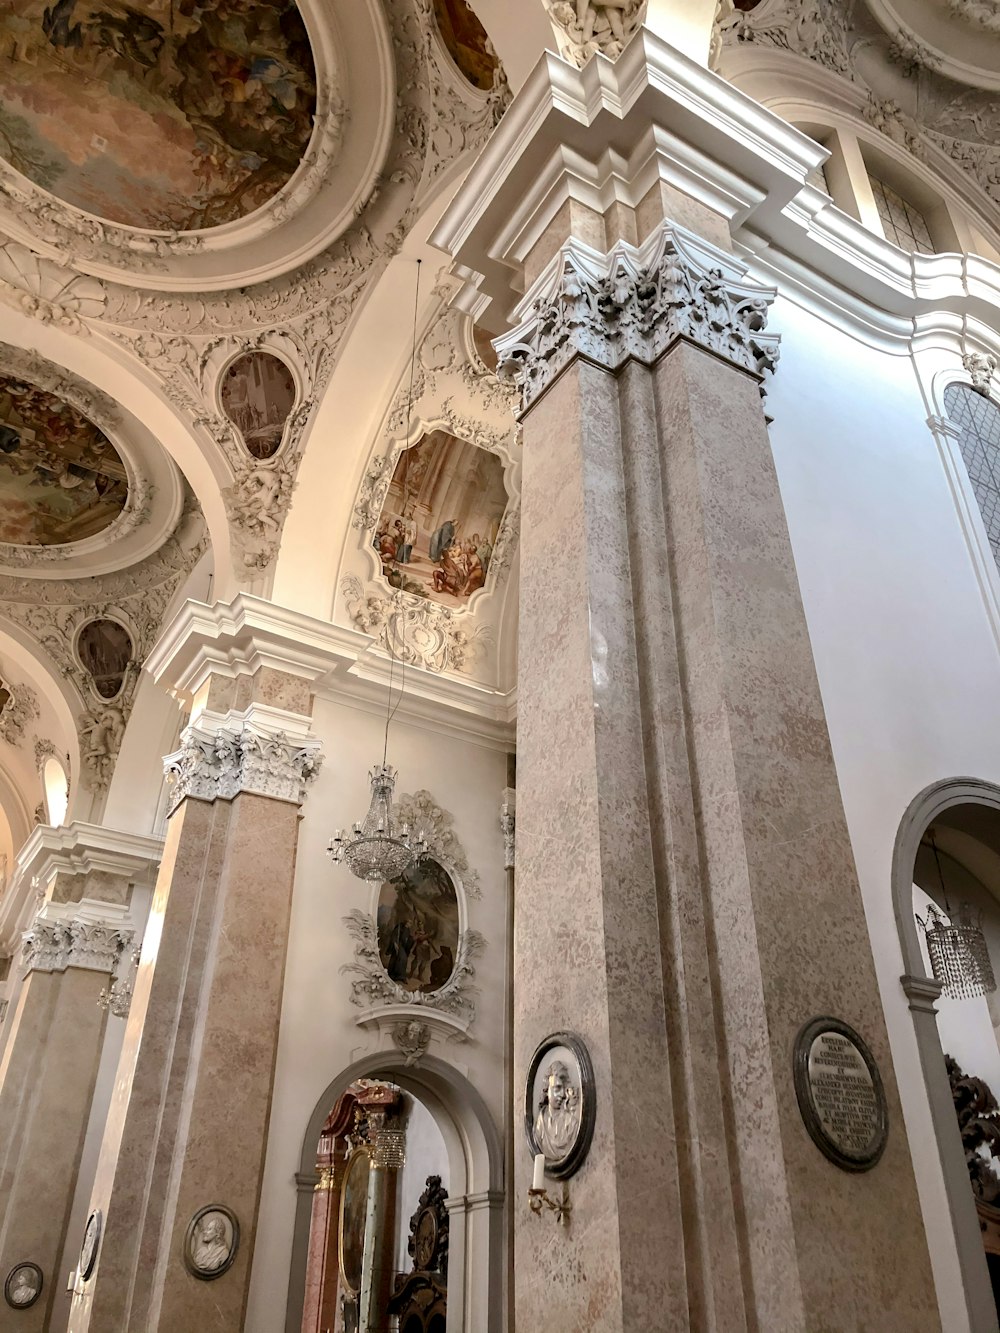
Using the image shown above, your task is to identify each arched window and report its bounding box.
[945,382,1000,572]
[43,756,68,827]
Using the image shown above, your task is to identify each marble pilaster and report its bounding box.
[67,598,324,1333]
[0,825,159,1333]
[433,31,939,1333]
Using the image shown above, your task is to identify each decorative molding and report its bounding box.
[0,680,39,747]
[494,222,779,412]
[222,451,299,573]
[163,711,322,813]
[22,913,133,976]
[716,0,1000,214]
[392,1019,432,1066]
[341,908,484,1022]
[542,0,646,66]
[393,788,482,898]
[500,787,515,871]
[33,737,61,768]
[0,494,207,791]
[947,0,1000,36]
[0,345,156,573]
[341,575,493,675]
[963,351,997,397]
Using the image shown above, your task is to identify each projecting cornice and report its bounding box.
[432,28,1000,362]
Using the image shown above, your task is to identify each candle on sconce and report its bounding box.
[532,1153,546,1191]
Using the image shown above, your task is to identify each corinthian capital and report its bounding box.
[23,911,133,976]
[163,708,323,813]
[495,221,780,412]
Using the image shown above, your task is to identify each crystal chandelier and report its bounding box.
[917,829,997,1000]
[328,764,426,882]
[328,260,427,885]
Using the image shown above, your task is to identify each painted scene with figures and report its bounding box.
[373,429,508,607]
[376,856,460,995]
[0,374,128,546]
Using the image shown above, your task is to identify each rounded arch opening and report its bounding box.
[894,777,1000,1331]
[286,1052,502,1333]
[42,756,69,828]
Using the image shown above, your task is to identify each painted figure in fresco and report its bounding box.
[534,1060,581,1161]
[192,1214,229,1272]
[396,517,416,564]
[377,859,458,994]
[432,541,465,596]
[429,519,457,563]
[42,0,83,48]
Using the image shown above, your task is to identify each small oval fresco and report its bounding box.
[0,0,317,231]
[374,430,508,607]
[77,618,133,699]
[0,374,128,547]
[220,351,295,459]
[377,856,460,995]
[432,0,498,90]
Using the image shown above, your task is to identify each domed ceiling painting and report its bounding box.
[0,374,128,545]
[0,0,317,230]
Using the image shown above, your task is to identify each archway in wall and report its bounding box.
[894,779,1000,1332]
[285,1054,503,1333]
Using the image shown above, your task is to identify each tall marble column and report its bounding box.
[67,597,324,1333]
[433,31,940,1333]
[0,824,160,1332]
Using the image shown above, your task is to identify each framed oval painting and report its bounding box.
[376,856,460,994]
[339,1149,371,1296]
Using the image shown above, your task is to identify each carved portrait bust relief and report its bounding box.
[524,1032,596,1180]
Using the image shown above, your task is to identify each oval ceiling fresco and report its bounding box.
[0,374,128,546]
[0,0,317,231]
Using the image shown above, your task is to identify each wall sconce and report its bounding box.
[528,1153,571,1225]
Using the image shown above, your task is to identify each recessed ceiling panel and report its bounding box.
[0,374,127,546]
[0,0,317,230]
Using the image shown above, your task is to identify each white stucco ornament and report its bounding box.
[542,0,647,65]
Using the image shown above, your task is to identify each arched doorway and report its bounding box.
[894,779,1000,1332]
[285,1054,502,1333]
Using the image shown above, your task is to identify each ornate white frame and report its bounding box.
[340,787,485,1041]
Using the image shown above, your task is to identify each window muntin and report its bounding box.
[870,175,935,254]
[945,382,1000,571]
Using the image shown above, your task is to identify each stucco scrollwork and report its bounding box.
[222,453,299,572]
[163,715,322,813]
[0,496,207,791]
[342,575,493,675]
[947,0,1000,36]
[393,788,482,899]
[715,0,1000,214]
[495,222,780,412]
[0,242,107,332]
[341,908,484,1021]
[542,0,646,65]
[0,680,40,747]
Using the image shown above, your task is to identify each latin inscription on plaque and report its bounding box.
[793,1018,888,1172]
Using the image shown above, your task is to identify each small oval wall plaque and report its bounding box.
[793,1017,888,1172]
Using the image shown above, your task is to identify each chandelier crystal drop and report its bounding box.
[327,764,427,883]
[920,902,997,1000]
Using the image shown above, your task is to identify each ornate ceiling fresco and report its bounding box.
[0,373,127,546]
[0,0,317,231]
[717,0,1000,215]
[432,0,499,89]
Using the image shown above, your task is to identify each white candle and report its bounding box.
[532,1153,546,1191]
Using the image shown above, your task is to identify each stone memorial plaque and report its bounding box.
[793,1017,888,1172]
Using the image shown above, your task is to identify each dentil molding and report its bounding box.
[494,221,779,412]
[163,708,323,813]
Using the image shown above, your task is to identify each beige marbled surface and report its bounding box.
[0,968,108,1331]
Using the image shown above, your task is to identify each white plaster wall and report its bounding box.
[395,1094,450,1275]
[247,695,508,1332]
[765,292,1000,1331]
